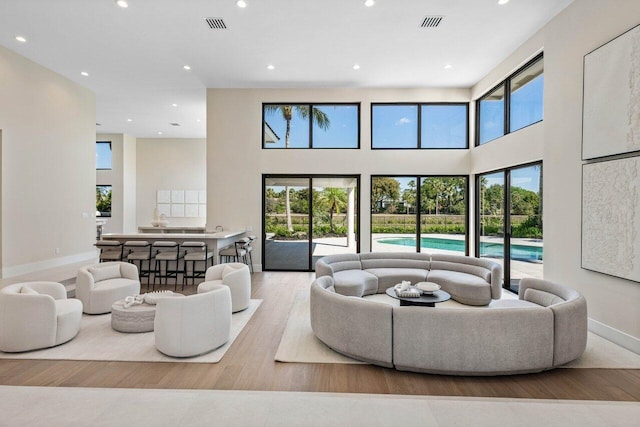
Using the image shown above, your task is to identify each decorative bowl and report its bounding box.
[415,282,441,295]
[144,290,175,305]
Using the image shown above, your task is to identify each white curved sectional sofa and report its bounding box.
[315,252,502,306]
[311,253,588,376]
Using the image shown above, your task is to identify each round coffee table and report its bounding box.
[111,293,184,333]
[385,287,451,307]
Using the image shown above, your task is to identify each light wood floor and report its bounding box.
[1,272,639,401]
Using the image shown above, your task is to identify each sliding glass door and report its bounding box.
[371,175,468,255]
[263,175,359,271]
[476,162,543,292]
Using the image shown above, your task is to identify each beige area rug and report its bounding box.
[275,291,640,369]
[0,300,261,363]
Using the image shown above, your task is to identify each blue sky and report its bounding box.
[264,105,358,148]
[96,142,112,169]
[479,74,544,144]
[372,105,467,148]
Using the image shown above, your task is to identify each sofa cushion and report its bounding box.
[427,270,491,306]
[93,278,137,293]
[524,288,565,307]
[89,264,121,282]
[360,252,430,271]
[331,260,363,273]
[333,270,378,296]
[365,268,428,292]
[489,299,540,309]
[429,261,491,282]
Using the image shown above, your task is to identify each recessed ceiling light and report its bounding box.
[444,64,453,70]
[172,103,178,107]
[15,35,26,43]
[115,0,128,8]
[80,71,89,76]
[196,119,201,123]
[267,64,275,70]
[157,131,163,135]
[498,0,510,5]
[353,64,361,70]
[127,118,133,122]
[183,65,191,70]
[364,0,375,7]
[236,0,247,8]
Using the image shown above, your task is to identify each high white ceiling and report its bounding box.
[0,0,572,139]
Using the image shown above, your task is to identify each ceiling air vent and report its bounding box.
[420,16,444,28]
[169,123,181,127]
[205,17,227,29]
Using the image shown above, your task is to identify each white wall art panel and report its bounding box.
[157,190,171,204]
[185,204,198,218]
[583,23,640,160]
[582,157,640,281]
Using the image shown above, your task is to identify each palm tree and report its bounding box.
[264,105,330,231]
[317,188,347,233]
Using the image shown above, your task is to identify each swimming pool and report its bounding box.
[378,237,543,262]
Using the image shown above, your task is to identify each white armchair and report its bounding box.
[198,263,250,312]
[76,262,140,314]
[0,282,83,352]
[154,284,231,357]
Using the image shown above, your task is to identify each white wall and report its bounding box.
[543,0,640,349]
[136,138,206,229]
[207,88,471,271]
[0,45,96,276]
[97,133,137,234]
[470,0,640,350]
[96,134,123,234]
[122,134,137,233]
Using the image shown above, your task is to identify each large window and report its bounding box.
[476,162,543,292]
[477,54,544,145]
[371,175,468,254]
[372,103,469,149]
[96,141,112,170]
[262,104,359,149]
[96,185,112,217]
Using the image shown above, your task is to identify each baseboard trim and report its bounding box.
[253,263,263,273]
[589,318,640,355]
[2,251,97,279]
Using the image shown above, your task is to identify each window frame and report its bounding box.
[261,102,361,149]
[96,141,113,170]
[371,102,470,150]
[475,53,544,146]
[370,174,470,255]
[474,160,543,291]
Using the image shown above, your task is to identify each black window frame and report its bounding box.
[261,173,361,272]
[96,141,113,170]
[474,160,543,292]
[261,103,361,149]
[475,53,544,146]
[370,174,470,255]
[371,102,470,150]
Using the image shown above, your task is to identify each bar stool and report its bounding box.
[219,241,247,264]
[153,241,185,290]
[95,240,126,262]
[245,235,256,273]
[181,242,214,290]
[125,241,154,289]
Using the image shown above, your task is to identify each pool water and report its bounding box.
[378,237,543,262]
